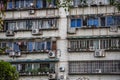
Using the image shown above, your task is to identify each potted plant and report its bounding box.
[44,67,49,74]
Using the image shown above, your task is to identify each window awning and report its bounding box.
[0,36,60,41]
[7,58,59,63]
[67,35,120,39]
[4,16,60,21]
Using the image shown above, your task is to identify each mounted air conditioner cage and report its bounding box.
[15,52,21,57]
[49,73,56,79]
[95,69,102,73]
[6,30,14,36]
[29,10,35,14]
[9,51,15,56]
[32,29,42,35]
[109,26,118,32]
[94,49,105,57]
[48,51,56,58]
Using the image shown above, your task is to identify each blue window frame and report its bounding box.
[87,18,99,27]
[100,17,106,26]
[15,0,20,8]
[27,42,33,52]
[36,0,43,8]
[106,16,114,26]
[114,16,120,25]
[41,42,45,50]
[38,42,42,50]
[7,0,13,9]
[71,19,82,28]
[14,43,20,52]
[46,41,51,50]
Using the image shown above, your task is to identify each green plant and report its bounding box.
[44,67,49,72]
[31,69,38,74]
[109,0,120,11]
[0,60,19,80]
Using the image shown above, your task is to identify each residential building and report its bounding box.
[0,0,120,80]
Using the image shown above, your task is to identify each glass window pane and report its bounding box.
[94,18,99,27]
[100,17,105,26]
[88,18,93,26]
[36,0,43,8]
[77,19,82,27]
[15,0,20,8]
[7,0,13,9]
[46,41,51,50]
[71,19,76,27]
[14,43,20,52]
[107,16,114,26]
[41,42,44,50]
[27,42,33,52]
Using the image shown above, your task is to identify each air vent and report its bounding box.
[6,30,14,36]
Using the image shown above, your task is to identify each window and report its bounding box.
[69,61,120,74]
[100,17,106,26]
[87,17,99,27]
[7,0,13,9]
[47,0,56,8]
[107,16,114,26]
[17,21,26,30]
[0,42,7,48]
[5,19,57,31]
[71,19,82,28]
[68,38,120,51]
[14,42,20,52]
[114,16,120,26]
[6,22,16,30]
[36,0,43,8]
[27,41,52,52]
[13,63,55,74]
[27,42,34,52]
[26,20,32,30]
[73,0,80,7]
[15,0,34,9]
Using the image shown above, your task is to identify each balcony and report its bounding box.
[4,9,59,20]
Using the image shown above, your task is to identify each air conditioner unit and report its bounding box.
[109,26,118,32]
[67,28,76,34]
[94,49,105,57]
[96,69,102,73]
[29,10,35,14]
[99,2,104,6]
[90,1,97,6]
[9,51,15,57]
[15,52,21,57]
[32,29,42,35]
[60,67,65,72]
[6,30,14,36]
[49,73,56,79]
[48,51,56,58]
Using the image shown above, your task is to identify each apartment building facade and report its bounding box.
[0,0,120,80]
